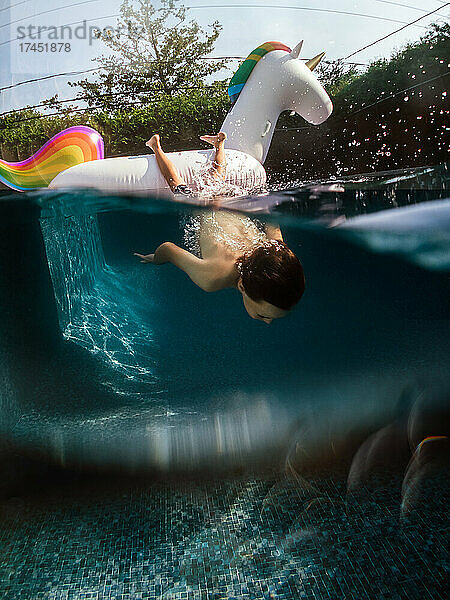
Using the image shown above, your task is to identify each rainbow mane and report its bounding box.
[227,41,292,105]
[0,126,104,192]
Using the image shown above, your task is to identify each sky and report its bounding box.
[0,0,448,112]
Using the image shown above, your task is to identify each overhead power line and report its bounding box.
[0,0,103,30]
[275,71,450,132]
[0,3,444,101]
[0,95,192,125]
[345,2,449,59]
[2,57,367,116]
[0,59,230,94]
[1,0,446,18]
[0,83,225,116]
[344,70,450,117]
[0,12,120,47]
[0,67,99,92]
[186,5,429,28]
[1,4,432,47]
[370,0,449,17]
[1,70,447,130]
[0,55,368,94]
[0,0,33,14]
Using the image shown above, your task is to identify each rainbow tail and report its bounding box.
[0,126,104,192]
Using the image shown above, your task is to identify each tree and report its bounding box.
[70,0,229,110]
[314,60,359,97]
[268,22,449,177]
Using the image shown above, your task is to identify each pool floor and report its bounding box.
[0,470,447,599]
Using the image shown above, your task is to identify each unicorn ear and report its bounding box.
[290,40,304,59]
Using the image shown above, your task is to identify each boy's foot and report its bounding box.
[200,132,227,147]
[145,134,160,151]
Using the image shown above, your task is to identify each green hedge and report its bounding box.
[0,84,229,161]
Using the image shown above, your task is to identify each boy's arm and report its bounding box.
[134,243,221,292]
[265,223,284,241]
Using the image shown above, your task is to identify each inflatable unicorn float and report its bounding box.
[0,41,332,194]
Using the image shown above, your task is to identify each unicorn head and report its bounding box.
[221,41,333,163]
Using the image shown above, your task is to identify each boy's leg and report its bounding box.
[200,132,227,179]
[146,134,185,191]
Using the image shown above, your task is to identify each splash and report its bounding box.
[183,209,267,258]
[192,157,255,200]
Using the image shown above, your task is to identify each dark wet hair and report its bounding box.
[236,241,305,310]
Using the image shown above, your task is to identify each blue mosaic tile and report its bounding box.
[0,474,448,599]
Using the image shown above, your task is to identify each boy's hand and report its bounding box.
[134,252,155,263]
[134,243,172,264]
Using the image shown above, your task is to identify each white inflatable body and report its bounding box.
[337,199,450,271]
[49,149,266,193]
[339,199,450,232]
[49,41,332,193]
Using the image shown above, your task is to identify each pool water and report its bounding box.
[0,163,448,599]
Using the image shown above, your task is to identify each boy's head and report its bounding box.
[236,241,305,323]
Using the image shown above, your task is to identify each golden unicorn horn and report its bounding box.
[305,52,325,71]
